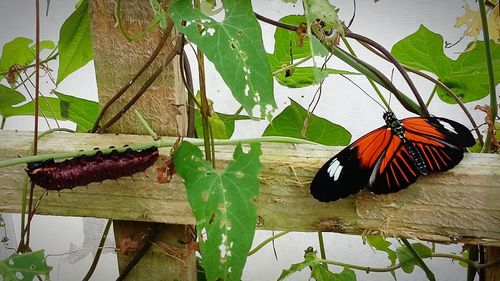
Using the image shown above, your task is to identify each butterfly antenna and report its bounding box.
[388,68,395,108]
[340,74,387,112]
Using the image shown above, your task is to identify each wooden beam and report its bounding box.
[0,130,499,246]
[88,0,193,279]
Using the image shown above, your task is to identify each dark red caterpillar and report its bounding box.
[25,147,159,191]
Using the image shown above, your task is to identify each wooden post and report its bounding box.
[88,0,194,280]
[486,247,500,281]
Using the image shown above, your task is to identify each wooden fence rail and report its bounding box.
[0,130,499,246]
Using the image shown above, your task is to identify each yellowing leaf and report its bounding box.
[489,4,500,44]
[455,3,500,51]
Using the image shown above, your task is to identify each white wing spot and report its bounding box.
[438,120,457,134]
[327,159,342,181]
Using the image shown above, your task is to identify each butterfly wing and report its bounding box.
[310,125,396,202]
[367,116,475,194]
[310,116,475,202]
[402,117,475,172]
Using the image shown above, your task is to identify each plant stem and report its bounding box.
[346,32,430,117]
[194,0,214,165]
[0,136,317,169]
[401,239,436,281]
[271,55,312,76]
[340,36,390,111]
[134,109,158,140]
[82,219,112,281]
[478,0,498,153]
[91,25,174,133]
[248,231,290,256]
[115,0,161,42]
[317,231,327,260]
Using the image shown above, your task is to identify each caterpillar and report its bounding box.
[25,146,159,191]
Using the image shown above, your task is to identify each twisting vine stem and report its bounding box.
[115,0,161,42]
[478,0,498,153]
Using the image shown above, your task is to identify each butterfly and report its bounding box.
[310,111,475,202]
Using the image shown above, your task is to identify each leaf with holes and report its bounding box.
[169,0,276,118]
[263,99,351,146]
[267,15,359,88]
[57,0,93,84]
[173,141,261,281]
[391,25,500,103]
[0,250,52,281]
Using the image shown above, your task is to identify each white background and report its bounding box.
[0,0,494,280]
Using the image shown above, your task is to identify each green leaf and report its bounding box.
[194,110,229,139]
[365,235,397,266]
[0,86,65,121]
[1,97,63,120]
[392,25,500,103]
[268,15,357,88]
[330,267,356,281]
[173,141,262,281]
[0,85,26,117]
[279,250,356,281]
[169,0,276,118]
[53,91,98,132]
[195,110,252,139]
[31,40,56,53]
[311,265,356,281]
[396,242,432,273]
[0,250,52,281]
[303,0,341,83]
[0,37,34,79]
[278,251,317,281]
[270,15,311,63]
[57,0,93,84]
[365,235,397,280]
[263,99,351,146]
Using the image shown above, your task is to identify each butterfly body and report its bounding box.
[311,113,475,202]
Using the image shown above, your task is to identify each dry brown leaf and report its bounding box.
[455,2,500,51]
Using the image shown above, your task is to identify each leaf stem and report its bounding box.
[133,109,159,140]
[271,55,312,76]
[340,36,390,111]
[401,239,436,281]
[248,231,290,256]
[82,219,112,281]
[478,0,498,153]
[317,231,327,260]
[346,32,430,117]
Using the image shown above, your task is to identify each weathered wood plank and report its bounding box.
[0,130,499,246]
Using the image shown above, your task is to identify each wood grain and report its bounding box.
[0,130,499,246]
